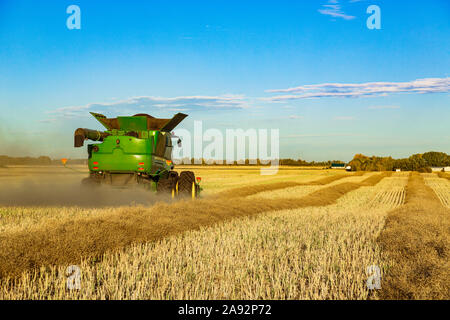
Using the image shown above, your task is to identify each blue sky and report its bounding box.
[0,0,449,161]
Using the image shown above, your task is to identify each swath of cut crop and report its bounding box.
[377,173,450,299]
[0,172,388,280]
[249,173,375,200]
[437,172,450,181]
[424,176,450,208]
[216,172,365,198]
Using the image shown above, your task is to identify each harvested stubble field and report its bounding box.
[423,174,450,208]
[378,173,450,299]
[0,166,448,299]
[437,171,450,181]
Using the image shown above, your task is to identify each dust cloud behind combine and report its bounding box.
[0,172,165,207]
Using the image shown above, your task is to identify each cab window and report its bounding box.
[164,134,173,160]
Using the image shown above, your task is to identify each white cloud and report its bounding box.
[264,77,450,101]
[288,115,304,119]
[46,95,248,120]
[318,0,355,20]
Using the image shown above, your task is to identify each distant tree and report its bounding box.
[422,151,450,167]
[348,152,439,172]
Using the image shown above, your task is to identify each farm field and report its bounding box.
[0,166,448,299]
[424,173,450,207]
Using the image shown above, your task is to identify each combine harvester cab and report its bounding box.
[74,112,201,198]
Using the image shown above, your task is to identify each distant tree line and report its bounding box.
[278,159,344,167]
[1,152,448,172]
[348,152,450,172]
[1,155,336,167]
[0,155,86,166]
[0,155,52,166]
[175,158,344,167]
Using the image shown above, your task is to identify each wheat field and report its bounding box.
[0,166,448,299]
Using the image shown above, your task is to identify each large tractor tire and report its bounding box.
[177,171,198,197]
[157,171,178,194]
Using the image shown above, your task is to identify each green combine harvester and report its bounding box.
[74,112,201,198]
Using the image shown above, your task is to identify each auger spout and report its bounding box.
[74,128,110,147]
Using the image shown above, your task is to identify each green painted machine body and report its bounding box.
[88,130,170,175]
[75,112,186,177]
[74,112,201,196]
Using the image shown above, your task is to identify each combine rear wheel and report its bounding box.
[157,171,178,195]
[177,171,199,198]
